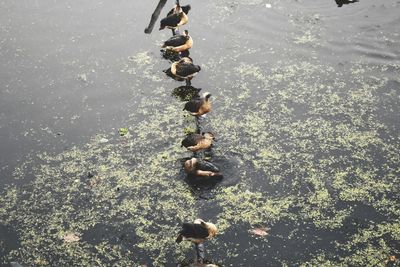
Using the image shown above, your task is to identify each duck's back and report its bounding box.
[176,63,200,77]
[160,13,181,27]
[184,98,203,112]
[197,160,220,173]
[181,133,202,147]
[164,35,187,47]
[181,223,209,238]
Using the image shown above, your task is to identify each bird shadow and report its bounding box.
[161,48,190,62]
[172,86,202,102]
[335,0,359,7]
[144,0,168,34]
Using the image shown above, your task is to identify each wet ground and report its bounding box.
[0,0,399,266]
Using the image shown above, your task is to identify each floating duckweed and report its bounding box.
[1,48,399,266]
[215,185,294,232]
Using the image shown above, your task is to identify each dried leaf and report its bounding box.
[249,227,270,237]
[62,232,80,243]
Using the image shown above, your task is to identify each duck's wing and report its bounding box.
[160,13,181,28]
[175,63,200,77]
[197,160,220,173]
[167,7,174,17]
[184,98,203,112]
[181,133,201,147]
[163,35,187,47]
[181,223,209,238]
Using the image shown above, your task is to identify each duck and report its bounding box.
[176,218,218,244]
[159,3,189,35]
[164,57,201,85]
[181,132,215,152]
[183,92,211,116]
[162,30,193,53]
[184,158,221,177]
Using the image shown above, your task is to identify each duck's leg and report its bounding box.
[204,146,214,159]
[195,116,202,134]
[185,78,192,86]
[172,28,178,36]
[192,150,201,158]
[195,243,205,263]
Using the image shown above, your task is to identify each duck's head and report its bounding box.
[182,4,191,14]
[203,92,212,99]
[203,132,215,140]
[184,158,198,173]
[201,221,218,238]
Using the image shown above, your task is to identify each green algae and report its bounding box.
[215,185,294,232]
[118,128,129,136]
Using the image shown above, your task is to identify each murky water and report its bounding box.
[1,0,399,266]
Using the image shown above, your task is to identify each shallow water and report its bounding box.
[0,0,399,266]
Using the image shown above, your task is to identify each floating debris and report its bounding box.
[118,128,129,136]
[77,73,87,82]
[249,227,270,237]
[61,232,80,243]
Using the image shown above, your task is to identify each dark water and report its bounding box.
[1,0,399,266]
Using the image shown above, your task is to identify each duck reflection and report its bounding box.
[172,85,201,101]
[335,0,359,7]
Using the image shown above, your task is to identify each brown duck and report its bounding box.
[183,92,211,116]
[184,158,221,177]
[159,3,188,35]
[181,132,214,152]
[176,219,218,244]
[162,30,193,53]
